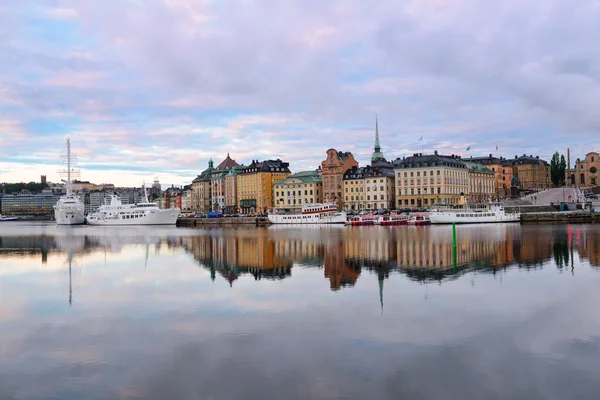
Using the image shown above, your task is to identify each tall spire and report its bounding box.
[371,115,385,162]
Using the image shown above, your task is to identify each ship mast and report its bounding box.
[67,138,71,196]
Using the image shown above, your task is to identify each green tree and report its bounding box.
[550,152,561,186]
[559,154,566,186]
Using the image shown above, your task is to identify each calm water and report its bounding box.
[1,222,600,399]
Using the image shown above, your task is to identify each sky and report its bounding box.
[1,0,600,187]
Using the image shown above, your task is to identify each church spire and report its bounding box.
[371,115,385,162]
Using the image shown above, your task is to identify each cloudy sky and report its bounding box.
[1,0,599,187]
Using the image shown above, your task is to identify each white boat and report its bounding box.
[268,203,346,224]
[377,213,410,226]
[86,185,180,226]
[0,214,17,221]
[54,138,85,225]
[428,203,520,224]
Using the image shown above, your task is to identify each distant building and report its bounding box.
[211,154,240,213]
[237,159,291,214]
[393,152,469,208]
[321,149,358,207]
[41,175,46,184]
[191,160,214,213]
[1,190,60,215]
[151,177,161,197]
[566,151,599,187]
[224,165,245,214]
[343,165,395,211]
[469,154,514,199]
[273,170,323,210]
[511,154,551,190]
[461,160,496,203]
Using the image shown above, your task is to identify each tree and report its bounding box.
[551,152,561,186]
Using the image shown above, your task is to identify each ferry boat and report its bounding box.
[428,203,520,224]
[86,185,180,226]
[378,213,410,226]
[409,214,431,226]
[345,214,379,226]
[267,203,346,224]
[0,214,17,221]
[54,138,85,225]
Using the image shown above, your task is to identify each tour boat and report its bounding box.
[86,185,180,226]
[377,213,410,226]
[428,203,520,224]
[409,214,431,226]
[268,203,346,224]
[0,214,17,221]
[54,138,85,225]
[345,214,379,226]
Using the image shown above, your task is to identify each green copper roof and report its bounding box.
[274,170,321,185]
[371,115,385,162]
[462,160,493,172]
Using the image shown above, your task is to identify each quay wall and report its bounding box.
[521,212,600,224]
[177,217,271,227]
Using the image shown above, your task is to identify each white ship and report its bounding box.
[54,138,85,225]
[268,203,346,224]
[0,214,18,221]
[86,185,180,226]
[428,203,520,224]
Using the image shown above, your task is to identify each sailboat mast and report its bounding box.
[67,139,71,196]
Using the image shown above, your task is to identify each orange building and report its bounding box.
[321,149,359,207]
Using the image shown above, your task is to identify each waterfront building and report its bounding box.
[191,160,214,213]
[320,149,358,207]
[393,151,469,208]
[343,166,395,211]
[0,190,61,215]
[224,165,245,214]
[151,177,162,197]
[462,161,496,203]
[237,159,291,214]
[273,170,323,210]
[469,154,514,199]
[181,185,192,213]
[210,154,240,213]
[566,151,599,187]
[511,154,551,190]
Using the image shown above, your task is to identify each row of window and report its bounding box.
[276,198,316,205]
[275,190,317,197]
[345,195,388,201]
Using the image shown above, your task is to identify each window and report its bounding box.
[404,172,407,177]
[417,171,420,177]
[410,171,414,177]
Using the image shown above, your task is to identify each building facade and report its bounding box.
[462,161,496,203]
[320,149,359,207]
[512,154,551,190]
[343,165,395,211]
[393,152,469,208]
[224,165,245,214]
[273,170,323,210]
[210,154,240,213]
[567,152,599,187]
[237,159,291,214]
[470,154,514,199]
[191,160,214,213]
[0,190,61,215]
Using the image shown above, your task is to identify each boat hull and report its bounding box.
[429,213,521,224]
[86,209,180,226]
[0,217,17,221]
[268,212,346,224]
[55,208,85,225]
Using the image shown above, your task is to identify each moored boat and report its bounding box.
[268,203,346,224]
[0,214,18,221]
[54,138,85,225]
[378,213,410,226]
[345,214,379,226]
[428,203,520,224]
[409,214,431,226]
[86,185,180,226]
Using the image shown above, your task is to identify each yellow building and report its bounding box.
[273,170,322,210]
[470,154,514,199]
[462,161,496,203]
[393,152,469,208]
[512,154,551,190]
[566,151,599,187]
[343,165,395,211]
[237,159,291,214]
[224,165,245,214]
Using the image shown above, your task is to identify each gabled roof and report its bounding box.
[216,153,240,171]
[241,159,291,174]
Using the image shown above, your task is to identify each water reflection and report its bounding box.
[2,223,600,399]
